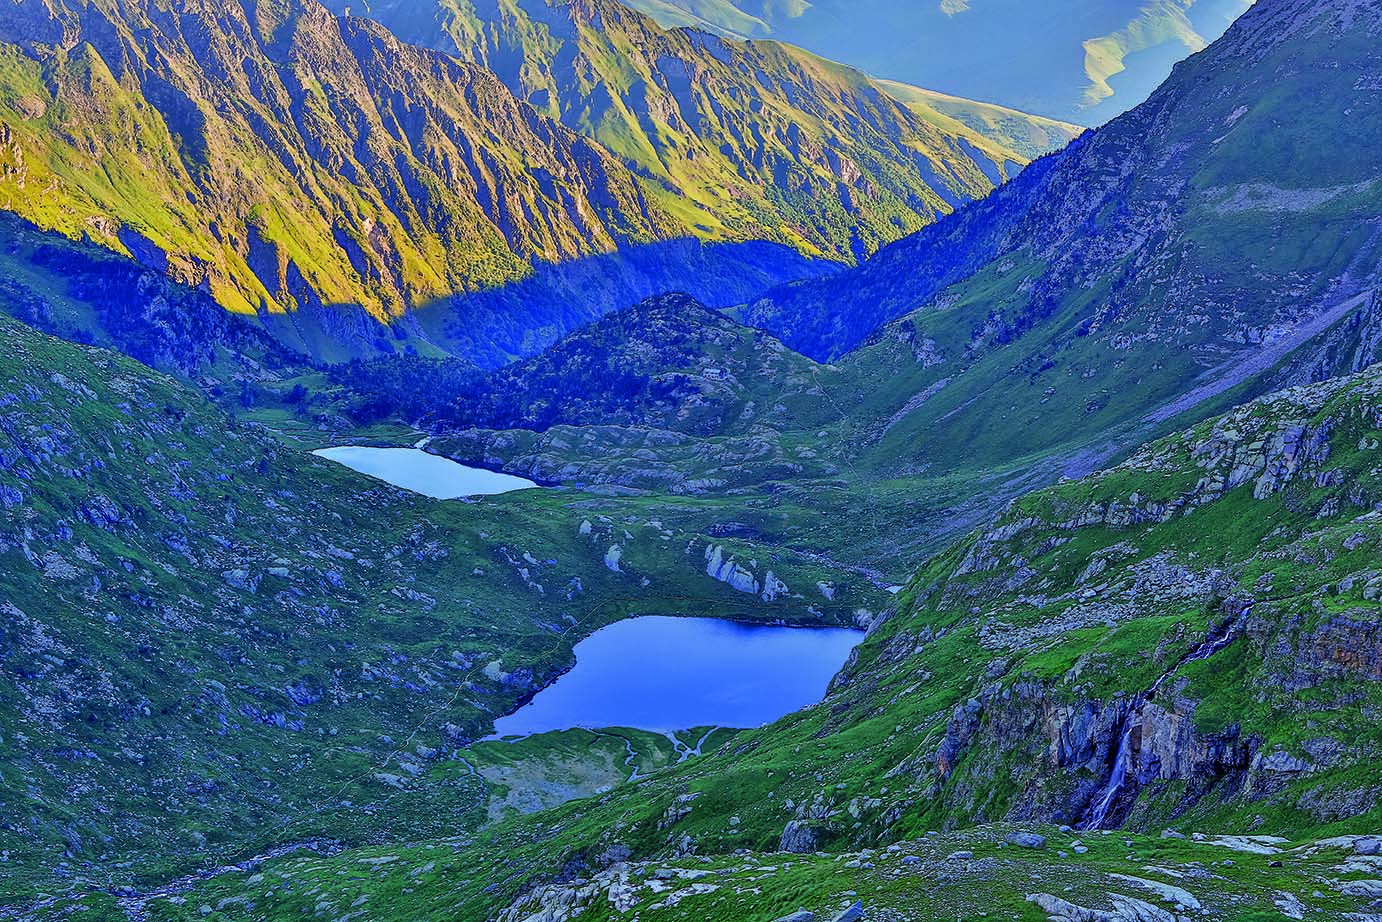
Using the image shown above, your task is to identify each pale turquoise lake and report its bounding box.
[313,446,539,499]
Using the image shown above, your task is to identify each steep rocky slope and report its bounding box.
[323,0,1031,263]
[102,318,1382,922]
[745,0,1382,480]
[0,0,678,321]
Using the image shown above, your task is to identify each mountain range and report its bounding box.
[617,0,1256,125]
[0,0,1073,365]
[744,0,1382,477]
[1,0,1381,918]
[319,0,1072,259]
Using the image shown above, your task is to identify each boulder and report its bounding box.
[1007,832,1047,849]
[779,821,820,854]
[830,901,864,922]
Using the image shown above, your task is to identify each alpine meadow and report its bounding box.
[0,1,1380,921]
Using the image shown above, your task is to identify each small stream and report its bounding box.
[1080,607,1250,829]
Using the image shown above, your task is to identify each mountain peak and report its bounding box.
[316,0,1054,266]
[746,0,1382,470]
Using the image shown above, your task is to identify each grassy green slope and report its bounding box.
[0,312,882,903]
[115,337,1382,921]
[877,79,1084,161]
[325,0,1032,262]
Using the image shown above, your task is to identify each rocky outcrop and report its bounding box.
[780,820,823,854]
[929,676,1255,828]
[1027,892,1184,922]
[862,362,1382,832]
[706,545,759,595]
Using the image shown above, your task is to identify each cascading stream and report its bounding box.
[1083,698,1141,829]
[1078,605,1251,829]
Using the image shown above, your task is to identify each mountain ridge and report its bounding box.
[322,0,1052,262]
[617,0,1255,124]
[0,0,675,317]
[742,0,1382,481]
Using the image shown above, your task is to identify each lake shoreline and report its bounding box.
[312,445,541,498]
[489,615,865,738]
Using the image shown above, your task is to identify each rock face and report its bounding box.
[0,0,678,327]
[932,677,1258,828]
[321,0,1030,265]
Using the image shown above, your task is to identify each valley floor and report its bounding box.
[20,826,1381,921]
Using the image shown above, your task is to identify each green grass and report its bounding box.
[0,312,882,903]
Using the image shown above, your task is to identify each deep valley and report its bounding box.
[0,0,1380,920]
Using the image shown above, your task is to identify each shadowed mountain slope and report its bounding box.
[744,0,1382,480]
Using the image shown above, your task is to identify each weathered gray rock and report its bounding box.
[221,569,260,593]
[779,821,820,854]
[706,544,759,594]
[773,912,815,922]
[830,901,864,922]
[1340,880,1382,898]
[1007,832,1047,848]
[1027,892,1178,922]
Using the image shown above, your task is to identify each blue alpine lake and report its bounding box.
[490,616,863,737]
[312,446,539,499]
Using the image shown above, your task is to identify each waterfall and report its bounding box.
[1077,604,1251,829]
[1083,697,1141,830]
